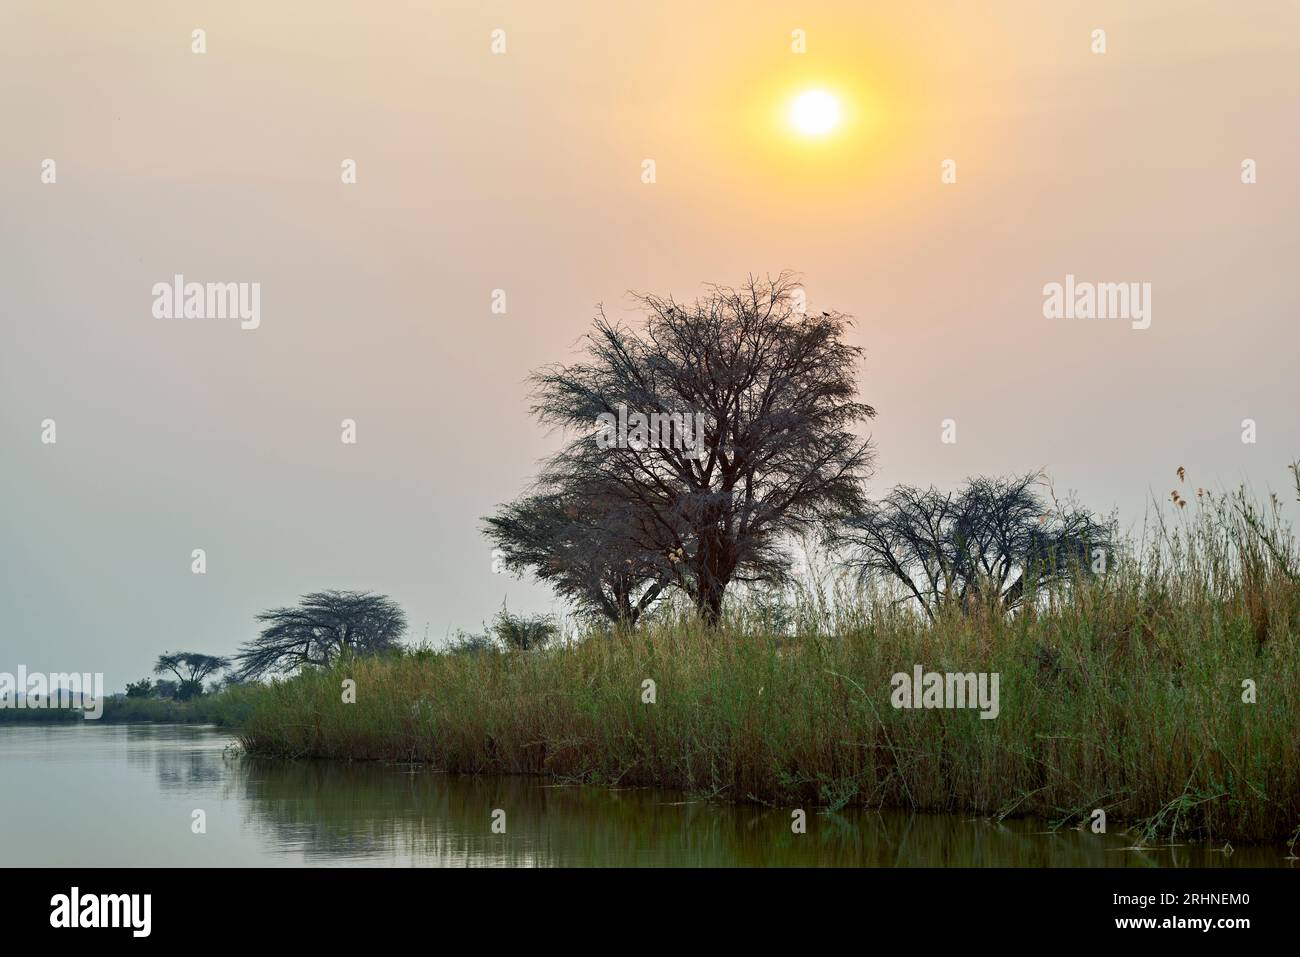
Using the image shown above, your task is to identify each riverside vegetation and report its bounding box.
[236,483,1300,846]
[0,684,261,725]
[13,478,1295,845]
[14,276,1294,849]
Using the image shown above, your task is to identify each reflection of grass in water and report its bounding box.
[240,486,1300,846]
[221,758,1281,866]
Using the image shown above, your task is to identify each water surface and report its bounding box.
[0,724,1288,867]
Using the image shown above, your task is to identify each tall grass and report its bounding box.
[240,481,1300,844]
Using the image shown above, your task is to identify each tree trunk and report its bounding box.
[697,583,725,627]
[693,531,733,628]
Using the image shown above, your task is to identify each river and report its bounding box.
[0,723,1287,867]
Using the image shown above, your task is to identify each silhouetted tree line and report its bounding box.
[125,651,232,700]
[143,275,1113,685]
[485,273,1112,626]
[125,593,409,690]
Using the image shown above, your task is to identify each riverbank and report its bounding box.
[99,687,261,725]
[0,684,261,726]
[238,559,1300,845]
[8,722,1285,867]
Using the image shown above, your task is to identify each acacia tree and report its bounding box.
[836,473,1112,620]
[521,273,876,625]
[233,590,407,681]
[484,476,672,625]
[154,652,231,700]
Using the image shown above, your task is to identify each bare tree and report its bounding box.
[154,652,231,700]
[233,590,406,681]
[484,478,672,625]
[522,273,876,625]
[836,473,1112,620]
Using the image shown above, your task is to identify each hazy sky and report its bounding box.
[3,1,1298,690]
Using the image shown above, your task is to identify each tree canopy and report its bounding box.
[233,590,406,681]
[485,479,669,625]
[836,473,1113,619]
[153,652,231,700]
[488,273,877,624]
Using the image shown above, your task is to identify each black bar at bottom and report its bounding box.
[3,866,1286,942]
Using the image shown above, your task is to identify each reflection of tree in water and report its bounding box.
[212,755,1272,867]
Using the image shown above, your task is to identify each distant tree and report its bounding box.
[125,678,154,699]
[152,679,179,700]
[446,630,497,657]
[518,273,877,625]
[206,678,229,695]
[490,607,559,651]
[484,479,670,625]
[836,473,1112,620]
[233,590,407,681]
[154,652,232,701]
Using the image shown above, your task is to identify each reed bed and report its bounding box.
[240,484,1300,844]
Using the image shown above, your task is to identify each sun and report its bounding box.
[789,89,841,136]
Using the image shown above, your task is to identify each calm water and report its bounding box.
[0,723,1289,867]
